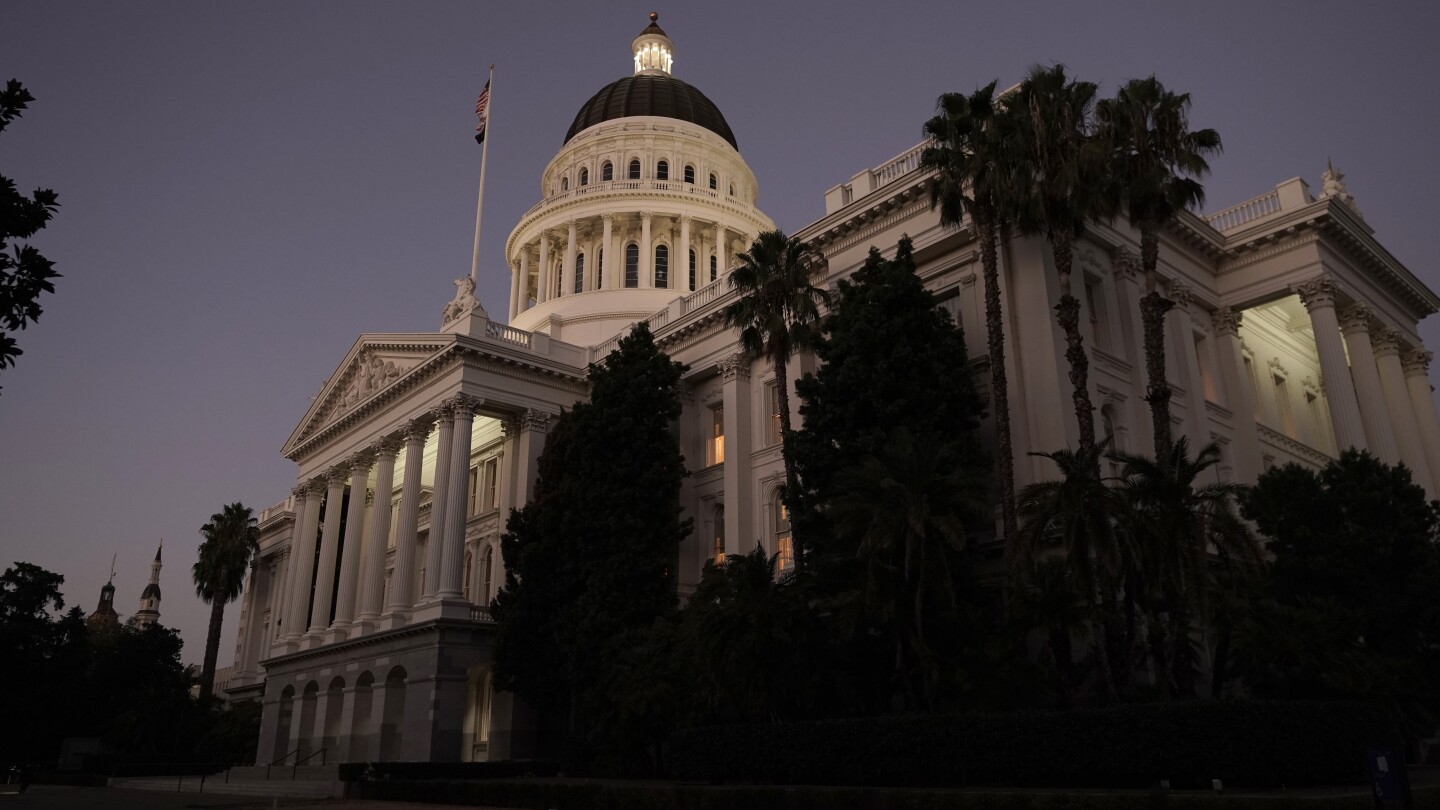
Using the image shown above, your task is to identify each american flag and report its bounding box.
[474,79,490,145]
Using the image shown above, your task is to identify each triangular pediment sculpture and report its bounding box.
[285,334,453,455]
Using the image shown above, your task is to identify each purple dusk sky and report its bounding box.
[3,2,1438,662]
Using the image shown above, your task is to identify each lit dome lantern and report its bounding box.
[632,12,674,76]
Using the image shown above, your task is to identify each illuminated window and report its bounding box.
[628,159,641,180]
[602,162,613,182]
[684,164,695,184]
[625,243,639,288]
[657,160,669,180]
[706,404,725,466]
[708,172,717,190]
[574,252,585,294]
[689,249,697,291]
[775,496,793,572]
[654,244,668,288]
[712,507,726,566]
[765,383,783,446]
[579,167,589,187]
[709,255,717,283]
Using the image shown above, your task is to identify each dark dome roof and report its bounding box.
[565,75,737,150]
[142,583,161,600]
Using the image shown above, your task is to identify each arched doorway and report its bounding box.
[350,671,375,761]
[272,685,295,762]
[462,667,493,761]
[296,681,319,761]
[379,666,407,761]
[320,676,345,756]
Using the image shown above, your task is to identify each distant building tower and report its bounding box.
[133,541,163,628]
[87,554,119,630]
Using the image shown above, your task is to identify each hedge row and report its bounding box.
[666,701,1397,790]
[338,758,560,782]
[358,779,1439,810]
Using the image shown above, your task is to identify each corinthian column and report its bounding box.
[518,251,531,314]
[382,420,429,629]
[679,215,692,291]
[601,214,614,290]
[564,220,578,297]
[1375,328,1435,492]
[537,233,550,304]
[1404,349,1440,496]
[283,482,322,646]
[439,395,481,600]
[1338,303,1400,464]
[356,436,400,632]
[1293,277,1367,452]
[421,403,456,602]
[305,468,349,644]
[329,452,372,640]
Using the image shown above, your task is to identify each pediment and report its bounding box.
[284,334,452,456]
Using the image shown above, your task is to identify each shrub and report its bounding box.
[666,701,1396,789]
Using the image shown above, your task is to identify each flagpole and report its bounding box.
[469,65,494,285]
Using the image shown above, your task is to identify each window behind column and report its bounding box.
[684,164,695,184]
[628,159,641,180]
[706,404,725,466]
[657,160,669,180]
[575,253,585,295]
[655,244,668,288]
[602,162,613,182]
[625,243,639,288]
[689,249,697,291]
[710,255,717,283]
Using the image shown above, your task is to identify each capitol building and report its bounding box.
[224,15,1440,763]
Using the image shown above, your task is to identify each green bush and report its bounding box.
[666,701,1397,789]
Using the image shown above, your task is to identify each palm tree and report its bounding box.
[1096,78,1222,460]
[829,429,984,710]
[193,502,259,701]
[723,229,830,572]
[1016,440,1129,702]
[1007,64,1114,454]
[921,81,1022,557]
[1112,438,1260,698]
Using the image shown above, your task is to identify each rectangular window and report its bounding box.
[1194,334,1218,403]
[1274,375,1297,439]
[468,466,480,516]
[706,404,725,466]
[1243,354,1260,421]
[1084,276,1109,350]
[484,457,500,510]
[775,501,793,572]
[766,383,783,447]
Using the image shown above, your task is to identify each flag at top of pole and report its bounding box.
[473,79,491,145]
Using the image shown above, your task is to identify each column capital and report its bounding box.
[347,450,375,473]
[678,214,693,225]
[443,393,483,415]
[325,466,350,486]
[721,353,751,382]
[601,213,615,223]
[1112,245,1139,283]
[1404,348,1434,377]
[639,211,653,222]
[1293,275,1338,310]
[304,478,326,496]
[1372,326,1402,357]
[1165,279,1193,308]
[373,435,404,458]
[403,418,431,443]
[520,409,551,435]
[291,484,311,501]
[432,401,457,423]
[1338,301,1373,334]
[1212,306,1243,337]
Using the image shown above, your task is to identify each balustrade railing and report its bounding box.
[483,321,532,348]
[1205,190,1282,232]
[683,277,728,313]
[873,142,928,187]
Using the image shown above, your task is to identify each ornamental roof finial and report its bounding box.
[1319,157,1363,220]
[633,12,674,76]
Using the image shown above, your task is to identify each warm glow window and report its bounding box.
[712,507,726,566]
[775,498,793,572]
[706,404,725,466]
[654,244,668,288]
[625,243,639,288]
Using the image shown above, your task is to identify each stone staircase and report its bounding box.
[110,765,347,799]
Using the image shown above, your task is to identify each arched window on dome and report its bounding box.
[596,249,603,289]
[628,159,641,180]
[684,164,695,184]
[688,248,697,291]
[709,255,717,283]
[561,176,569,192]
[624,243,639,288]
[656,160,669,180]
[579,167,589,187]
[708,172,717,190]
[602,162,613,182]
[574,252,585,294]
[654,244,669,289]
[729,183,736,196]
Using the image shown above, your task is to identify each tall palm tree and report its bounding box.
[1017,440,1129,702]
[921,81,1022,556]
[1097,78,1222,460]
[1113,438,1260,698]
[723,229,831,572]
[193,502,259,701]
[829,429,984,710]
[1008,64,1114,454]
